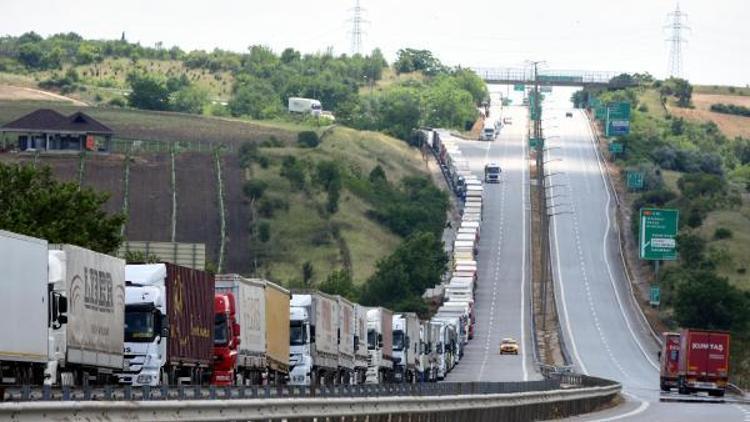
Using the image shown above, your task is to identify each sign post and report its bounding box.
[605,102,631,137]
[649,285,661,307]
[639,208,679,261]
[626,170,644,190]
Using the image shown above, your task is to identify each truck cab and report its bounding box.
[288,299,312,385]
[211,293,239,385]
[117,265,169,386]
[392,315,408,383]
[484,163,501,183]
[659,332,680,392]
[366,308,393,384]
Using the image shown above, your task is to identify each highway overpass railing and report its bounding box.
[0,375,620,421]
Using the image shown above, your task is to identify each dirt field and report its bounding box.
[125,154,173,243]
[174,152,221,268]
[221,154,252,274]
[668,94,750,139]
[0,85,86,105]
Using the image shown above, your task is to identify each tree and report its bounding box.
[360,231,447,311]
[424,76,477,129]
[677,233,706,268]
[228,76,283,119]
[394,49,445,76]
[302,261,315,286]
[243,180,268,201]
[127,72,171,110]
[171,86,209,114]
[318,269,357,301]
[0,164,124,253]
[674,270,750,332]
[377,86,422,140]
[451,68,488,105]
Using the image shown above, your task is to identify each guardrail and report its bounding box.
[0,376,621,421]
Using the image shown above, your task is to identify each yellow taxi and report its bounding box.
[499,338,519,355]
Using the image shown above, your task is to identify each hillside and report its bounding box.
[667,93,750,139]
[0,102,434,285]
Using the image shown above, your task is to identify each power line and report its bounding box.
[665,3,690,78]
[348,0,367,55]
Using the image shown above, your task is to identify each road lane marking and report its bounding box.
[592,392,649,422]
[582,113,660,371]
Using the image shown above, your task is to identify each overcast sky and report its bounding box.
[2,0,748,86]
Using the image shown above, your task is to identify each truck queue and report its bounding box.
[0,134,484,388]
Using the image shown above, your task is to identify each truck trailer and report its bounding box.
[337,296,356,384]
[289,291,339,386]
[392,313,420,383]
[46,244,126,386]
[215,275,290,385]
[366,307,393,384]
[674,329,731,396]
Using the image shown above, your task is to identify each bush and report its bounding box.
[714,227,733,239]
[257,196,289,218]
[108,97,127,107]
[257,221,271,242]
[280,156,306,190]
[297,131,320,148]
[243,179,267,201]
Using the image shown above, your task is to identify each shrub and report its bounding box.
[714,227,733,239]
[108,97,126,107]
[243,180,267,201]
[257,221,271,242]
[297,131,320,148]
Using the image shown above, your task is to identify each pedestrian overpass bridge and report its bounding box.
[472,67,623,87]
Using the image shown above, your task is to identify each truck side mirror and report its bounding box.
[378,334,383,348]
[233,323,241,336]
[657,351,661,360]
[160,316,170,338]
[58,315,68,324]
[310,325,316,343]
[58,296,68,314]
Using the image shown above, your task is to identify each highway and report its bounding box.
[445,85,538,382]
[541,86,747,421]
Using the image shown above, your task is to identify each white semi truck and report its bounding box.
[289,291,339,386]
[117,263,214,386]
[366,307,393,384]
[288,97,322,116]
[0,232,127,386]
[392,313,420,383]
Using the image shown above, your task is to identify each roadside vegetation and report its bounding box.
[575,77,750,386]
[0,33,467,321]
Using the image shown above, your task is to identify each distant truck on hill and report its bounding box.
[288,97,322,116]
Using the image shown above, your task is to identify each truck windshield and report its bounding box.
[486,167,500,174]
[368,329,377,350]
[214,314,228,346]
[393,330,405,351]
[290,321,307,346]
[124,307,155,342]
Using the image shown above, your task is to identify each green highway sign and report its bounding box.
[538,75,584,84]
[605,102,631,136]
[649,285,661,307]
[529,138,544,149]
[639,208,679,261]
[541,86,553,93]
[626,170,644,190]
[609,142,624,154]
[514,84,525,92]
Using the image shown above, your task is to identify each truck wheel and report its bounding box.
[659,381,670,392]
[709,390,725,397]
[677,377,689,395]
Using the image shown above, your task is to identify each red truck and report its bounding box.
[658,332,681,392]
[211,292,239,385]
[660,329,731,397]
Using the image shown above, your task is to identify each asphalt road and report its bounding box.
[542,87,747,421]
[444,86,538,382]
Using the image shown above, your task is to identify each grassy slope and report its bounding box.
[0,98,429,284]
[251,127,426,285]
[694,85,750,96]
[0,100,309,146]
[637,90,750,291]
